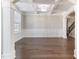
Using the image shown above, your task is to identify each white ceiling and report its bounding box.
[15,2,35,12]
[52,0,74,13]
[33,0,56,4]
[13,0,75,14]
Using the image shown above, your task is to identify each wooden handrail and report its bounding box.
[67,21,75,36]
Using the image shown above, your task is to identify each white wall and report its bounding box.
[10,3,24,42]
[11,8,23,42]
[22,14,66,38]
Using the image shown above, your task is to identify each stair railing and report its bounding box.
[67,21,75,37]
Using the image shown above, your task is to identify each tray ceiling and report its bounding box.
[13,0,75,14]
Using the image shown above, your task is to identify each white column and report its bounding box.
[62,14,67,38]
[2,0,15,59]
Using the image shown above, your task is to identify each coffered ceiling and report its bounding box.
[12,0,75,14]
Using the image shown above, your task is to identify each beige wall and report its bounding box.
[23,15,63,29]
[22,14,66,38]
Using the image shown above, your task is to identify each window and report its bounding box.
[14,11,21,33]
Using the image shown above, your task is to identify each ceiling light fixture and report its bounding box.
[37,4,50,12]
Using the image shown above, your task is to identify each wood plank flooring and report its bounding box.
[15,37,75,59]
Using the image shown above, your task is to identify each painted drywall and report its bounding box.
[11,4,23,42]
[23,15,63,29]
[22,14,66,38]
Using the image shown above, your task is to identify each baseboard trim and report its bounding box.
[22,37,66,39]
[74,49,77,58]
[2,53,15,59]
[14,33,23,42]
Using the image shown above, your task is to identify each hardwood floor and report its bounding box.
[15,37,75,59]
